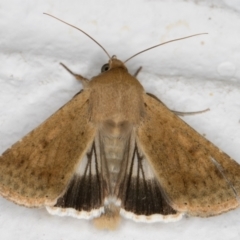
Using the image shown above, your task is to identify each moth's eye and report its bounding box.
[101,63,109,72]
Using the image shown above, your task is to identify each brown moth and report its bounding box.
[0,14,240,230]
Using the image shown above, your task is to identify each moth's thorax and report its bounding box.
[88,67,145,128]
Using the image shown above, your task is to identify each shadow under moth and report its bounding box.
[0,14,239,230]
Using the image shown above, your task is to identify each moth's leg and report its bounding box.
[172,108,210,116]
[133,66,142,77]
[60,62,89,87]
[146,93,210,117]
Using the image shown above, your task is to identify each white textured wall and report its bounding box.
[0,0,240,239]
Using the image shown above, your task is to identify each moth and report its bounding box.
[0,14,240,230]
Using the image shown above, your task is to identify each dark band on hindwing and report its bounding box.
[118,144,177,216]
[54,142,104,212]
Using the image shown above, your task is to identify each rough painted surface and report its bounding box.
[0,0,240,239]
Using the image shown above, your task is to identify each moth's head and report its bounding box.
[101,55,127,73]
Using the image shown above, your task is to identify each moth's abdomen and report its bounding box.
[100,119,133,194]
[101,135,128,194]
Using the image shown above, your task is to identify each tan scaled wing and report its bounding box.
[0,90,96,207]
[137,93,240,217]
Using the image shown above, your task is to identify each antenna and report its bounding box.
[43,13,111,59]
[124,33,208,63]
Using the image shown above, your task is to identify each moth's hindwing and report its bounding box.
[118,138,183,222]
[47,139,105,219]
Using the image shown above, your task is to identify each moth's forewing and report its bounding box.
[0,90,96,207]
[137,94,240,216]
